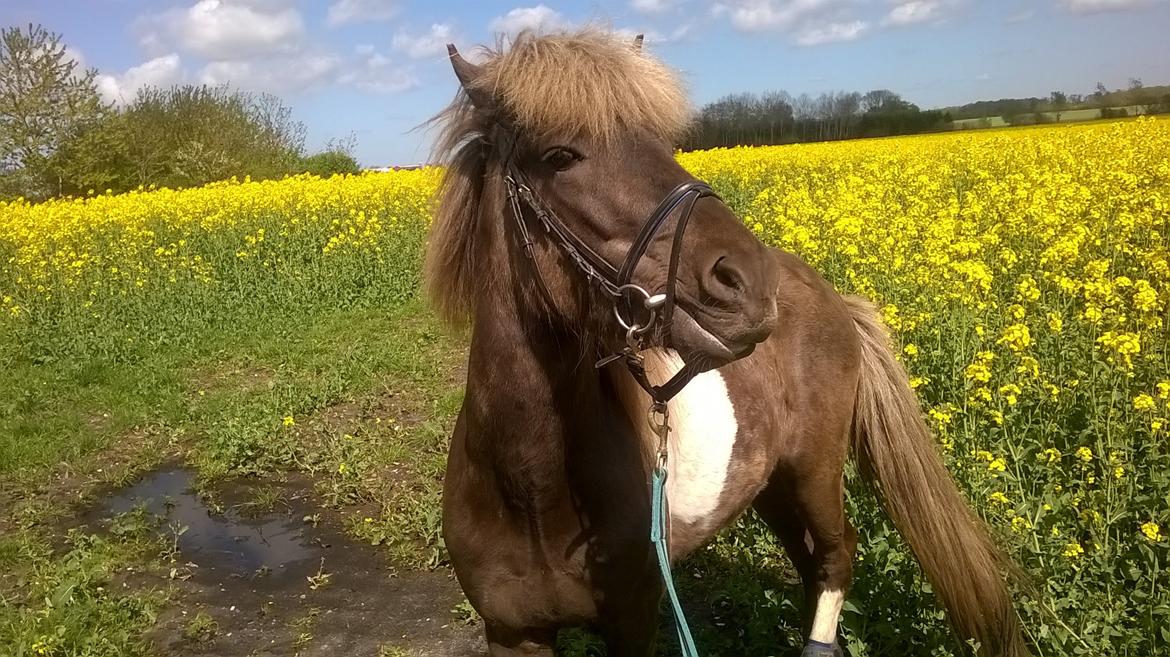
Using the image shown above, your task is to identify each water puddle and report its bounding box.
[95,468,315,576]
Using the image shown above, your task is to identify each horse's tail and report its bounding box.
[844,296,1028,657]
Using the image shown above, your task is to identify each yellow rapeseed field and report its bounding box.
[1,118,1168,654]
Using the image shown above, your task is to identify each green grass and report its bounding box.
[0,298,468,654]
[0,510,170,657]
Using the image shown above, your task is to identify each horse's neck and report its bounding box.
[462,192,647,513]
[464,296,604,498]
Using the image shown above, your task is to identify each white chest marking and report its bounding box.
[641,349,739,530]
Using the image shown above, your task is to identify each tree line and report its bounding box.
[1,24,360,202]
[684,80,1170,149]
[683,89,953,149]
[946,80,1170,123]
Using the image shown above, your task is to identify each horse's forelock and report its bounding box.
[482,28,692,144]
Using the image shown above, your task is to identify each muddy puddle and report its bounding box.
[97,468,315,577]
[84,467,485,657]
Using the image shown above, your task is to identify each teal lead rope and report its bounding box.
[649,403,701,657]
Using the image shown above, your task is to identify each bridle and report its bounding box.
[497,128,719,405]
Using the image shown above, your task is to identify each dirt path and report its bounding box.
[80,466,485,657]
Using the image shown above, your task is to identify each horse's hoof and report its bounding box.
[801,640,844,657]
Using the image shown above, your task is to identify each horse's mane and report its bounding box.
[425,28,693,326]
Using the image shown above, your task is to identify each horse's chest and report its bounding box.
[633,351,741,538]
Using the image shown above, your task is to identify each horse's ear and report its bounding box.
[632,34,644,51]
[447,44,491,109]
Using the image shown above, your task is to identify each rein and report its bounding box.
[498,130,709,656]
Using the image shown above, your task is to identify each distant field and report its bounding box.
[952,104,1151,128]
[2,117,1169,657]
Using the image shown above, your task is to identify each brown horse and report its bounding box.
[427,29,1027,657]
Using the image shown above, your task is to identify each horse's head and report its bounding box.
[430,30,780,369]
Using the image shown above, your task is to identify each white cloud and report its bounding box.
[199,50,339,94]
[794,19,868,45]
[391,23,455,59]
[96,54,185,105]
[713,0,845,32]
[631,0,675,12]
[883,0,945,26]
[327,0,399,26]
[140,0,304,60]
[1060,0,1160,12]
[975,72,991,81]
[711,0,874,45]
[489,5,567,36]
[339,49,418,93]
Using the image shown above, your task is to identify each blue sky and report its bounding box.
[3,0,1168,166]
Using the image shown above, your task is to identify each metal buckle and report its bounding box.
[613,283,665,336]
[648,401,670,470]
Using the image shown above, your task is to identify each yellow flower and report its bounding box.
[998,324,1032,352]
[282,415,296,426]
[989,491,1010,505]
[965,362,992,383]
[903,343,919,357]
[1011,516,1031,533]
[988,457,1007,473]
[1038,448,1061,464]
[1134,394,1156,411]
[998,383,1021,406]
[338,462,348,474]
[1096,331,1141,369]
[1114,466,1125,479]
[1141,522,1162,542]
[1157,381,1170,399]
[929,407,953,425]
[1075,446,1093,463]
[1061,541,1084,559]
[1046,313,1063,334]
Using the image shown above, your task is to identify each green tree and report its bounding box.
[0,23,108,199]
[52,84,308,195]
[299,135,361,177]
[1050,91,1068,122]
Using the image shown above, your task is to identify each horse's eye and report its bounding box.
[542,147,581,172]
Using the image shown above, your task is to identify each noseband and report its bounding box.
[499,133,718,404]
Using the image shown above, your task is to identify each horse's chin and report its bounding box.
[670,308,757,372]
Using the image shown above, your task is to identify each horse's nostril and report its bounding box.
[710,256,746,296]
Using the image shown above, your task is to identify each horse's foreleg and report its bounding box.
[598,576,660,657]
[484,623,557,657]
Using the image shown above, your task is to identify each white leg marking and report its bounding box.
[809,588,845,644]
[642,350,738,530]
